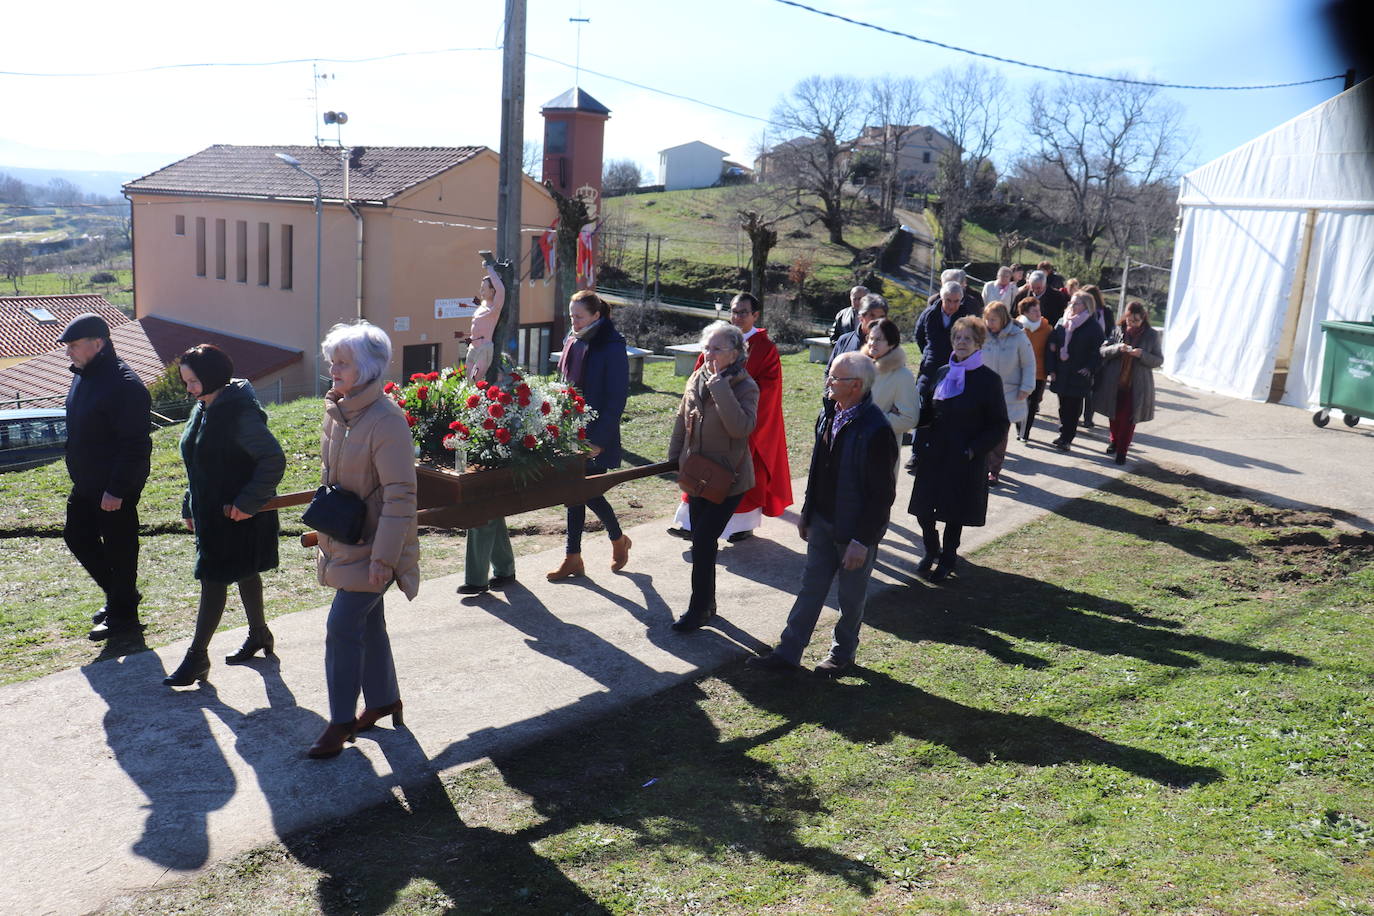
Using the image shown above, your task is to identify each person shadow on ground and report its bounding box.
[80,642,236,871]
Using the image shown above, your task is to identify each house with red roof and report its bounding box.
[0,295,129,370]
[123,144,562,396]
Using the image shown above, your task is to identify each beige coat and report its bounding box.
[316,379,420,598]
[668,364,759,498]
[869,345,919,438]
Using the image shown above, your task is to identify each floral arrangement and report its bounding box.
[386,362,596,473]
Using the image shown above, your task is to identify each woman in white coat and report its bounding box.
[979,302,1036,485]
[862,318,919,457]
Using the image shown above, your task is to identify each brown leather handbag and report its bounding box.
[675,407,739,504]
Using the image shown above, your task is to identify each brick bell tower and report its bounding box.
[540,87,611,205]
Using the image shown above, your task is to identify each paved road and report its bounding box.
[1,378,1369,915]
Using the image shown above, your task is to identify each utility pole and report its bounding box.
[640,233,650,305]
[653,236,662,303]
[491,0,526,381]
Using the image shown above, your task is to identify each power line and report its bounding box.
[526,52,771,123]
[771,0,1347,91]
[0,47,499,78]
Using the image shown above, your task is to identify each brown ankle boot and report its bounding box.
[546,554,585,581]
[610,534,632,571]
[307,722,356,759]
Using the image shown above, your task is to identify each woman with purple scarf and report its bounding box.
[907,316,1008,582]
[1046,291,1105,452]
[547,290,633,581]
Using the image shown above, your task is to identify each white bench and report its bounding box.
[550,346,653,385]
[665,342,703,376]
[805,336,833,364]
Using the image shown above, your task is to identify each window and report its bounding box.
[257,223,270,286]
[280,224,293,290]
[195,217,206,277]
[529,237,544,280]
[402,343,441,379]
[517,325,553,374]
[922,151,932,164]
[235,220,248,283]
[214,218,226,280]
[545,120,568,154]
[175,214,185,236]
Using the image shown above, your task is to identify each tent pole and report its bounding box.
[1267,208,1319,403]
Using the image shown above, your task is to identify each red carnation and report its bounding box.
[495,428,512,444]
[482,417,497,430]
[521,434,537,449]
[517,395,531,408]
[487,387,501,401]
[577,428,587,440]
[405,413,417,428]
[383,381,397,394]
[396,397,407,407]
[540,401,552,415]
[449,420,463,430]
[546,424,559,437]
[516,383,531,396]
[410,373,426,382]
[416,385,429,400]
[574,402,585,413]
[512,372,523,382]
[466,394,482,408]
[442,433,455,447]
[498,392,512,405]
[426,371,440,381]
[475,380,489,389]
[488,403,505,418]
[563,408,572,416]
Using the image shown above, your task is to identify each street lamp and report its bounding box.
[274,152,325,396]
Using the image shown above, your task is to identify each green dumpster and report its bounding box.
[1313,320,1374,428]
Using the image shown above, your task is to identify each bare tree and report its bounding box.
[43,178,85,208]
[739,210,780,301]
[768,75,866,247]
[1017,76,1189,263]
[865,75,925,225]
[928,64,1008,264]
[0,241,27,293]
[522,140,542,181]
[0,173,32,206]
[602,159,642,193]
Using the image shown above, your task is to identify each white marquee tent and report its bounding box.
[1165,78,1374,409]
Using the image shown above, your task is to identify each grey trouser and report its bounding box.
[325,588,399,725]
[774,513,879,666]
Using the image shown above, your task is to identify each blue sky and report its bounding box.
[0,0,1351,181]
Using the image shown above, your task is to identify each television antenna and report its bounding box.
[312,64,336,146]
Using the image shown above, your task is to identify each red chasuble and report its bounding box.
[692,328,793,516]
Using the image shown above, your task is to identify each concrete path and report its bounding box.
[1,378,1370,915]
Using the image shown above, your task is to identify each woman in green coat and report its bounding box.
[163,344,286,687]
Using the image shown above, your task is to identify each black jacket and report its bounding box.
[64,345,152,501]
[908,363,1008,527]
[1017,284,1068,325]
[1046,319,1105,398]
[914,301,978,379]
[802,394,898,547]
[180,380,285,582]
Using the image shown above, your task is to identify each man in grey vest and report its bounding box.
[748,352,897,677]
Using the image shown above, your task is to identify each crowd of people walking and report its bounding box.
[54,257,1160,753]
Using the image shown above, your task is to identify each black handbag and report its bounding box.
[301,484,366,545]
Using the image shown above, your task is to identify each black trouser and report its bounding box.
[1057,394,1086,445]
[687,492,744,613]
[566,496,622,554]
[917,516,963,562]
[1082,382,1098,426]
[1022,380,1046,439]
[64,491,141,621]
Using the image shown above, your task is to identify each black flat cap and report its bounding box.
[57,313,112,342]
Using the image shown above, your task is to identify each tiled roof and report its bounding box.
[0,316,301,409]
[123,145,487,204]
[541,88,611,115]
[0,295,130,359]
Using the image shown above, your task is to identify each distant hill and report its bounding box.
[0,166,140,199]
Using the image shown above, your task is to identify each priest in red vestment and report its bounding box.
[671,292,792,542]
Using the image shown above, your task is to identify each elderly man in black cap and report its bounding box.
[59,313,152,641]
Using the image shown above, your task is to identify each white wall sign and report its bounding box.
[435,297,479,319]
[393,316,410,332]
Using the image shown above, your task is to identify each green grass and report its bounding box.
[4,267,134,309]
[0,350,846,683]
[99,465,1374,914]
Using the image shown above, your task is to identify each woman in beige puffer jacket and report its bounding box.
[308,321,419,759]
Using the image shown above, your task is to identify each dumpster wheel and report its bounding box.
[1343,413,1361,428]
[1313,410,1331,427]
